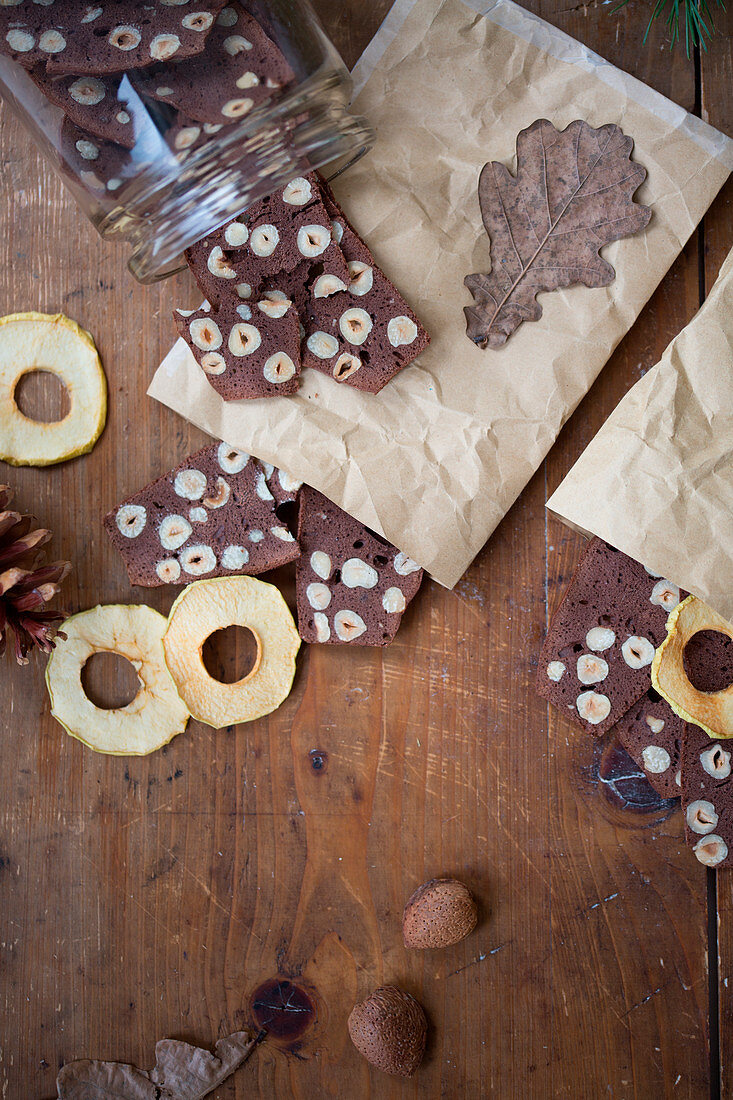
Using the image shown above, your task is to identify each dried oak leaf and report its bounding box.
[464,118,651,349]
[56,1030,260,1100]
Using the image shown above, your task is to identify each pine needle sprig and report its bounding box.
[613,0,726,55]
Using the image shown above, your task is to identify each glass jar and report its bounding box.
[0,0,373,282]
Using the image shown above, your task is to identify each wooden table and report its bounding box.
[1,2,731,1097]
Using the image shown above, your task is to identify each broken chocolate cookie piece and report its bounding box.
[260,463,303,507]
[268,235,349,322]
[185,172,347,306]
[137,1,295,125]
[300,182,430,393]
[164,112,241,165]
[536,538,684,738]
[174,294,301,400]
[0,1,227,75]
[59,116,140,197]
[295,486,423,645]
[104,442,299,587]
[60,112,221,197]
[613,688,684,799]
[30,70,141,148]
[185,230,249,311]
[681,721,733,868]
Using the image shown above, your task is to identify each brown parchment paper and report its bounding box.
[148,0,733,590]
[548,247,733,623]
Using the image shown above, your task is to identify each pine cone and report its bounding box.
[0,485,71,665]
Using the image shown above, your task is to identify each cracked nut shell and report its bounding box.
[402,877,478,949]
[347,986,427,1077]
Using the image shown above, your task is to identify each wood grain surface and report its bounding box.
[0,2,731,1098]
[702,12,733,1100]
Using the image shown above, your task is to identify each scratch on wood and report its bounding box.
[577,892,619,917]
[450,586,488,625]
[471,790,551,888]
[81,852,179,940]
[622,986,665,1017]
[446,942,509,977]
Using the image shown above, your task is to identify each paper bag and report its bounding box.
[148,0,733,589]
[548,247,733,623]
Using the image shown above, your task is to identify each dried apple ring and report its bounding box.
[0,312,107,466]
[46,604,189,755]
[163,576,300,728]
[651,596,733,739]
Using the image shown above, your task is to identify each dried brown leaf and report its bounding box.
[57,1030,261,1100]
[57,1061,157,1100]
[464,118,651,349]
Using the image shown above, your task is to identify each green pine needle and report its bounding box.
[612,0,726,55]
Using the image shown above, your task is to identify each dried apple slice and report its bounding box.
[163,576,300,728]
[46,604,189,755]
[0,311,107,466]
[651,595,733,739]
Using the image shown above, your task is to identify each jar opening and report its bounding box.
[112,79,373,282]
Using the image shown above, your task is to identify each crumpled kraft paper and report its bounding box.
[548,247,733,624]
[148,0,733,589]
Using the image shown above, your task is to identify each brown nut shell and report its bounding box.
[347,986,426,1077]
[402,877,478,949]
